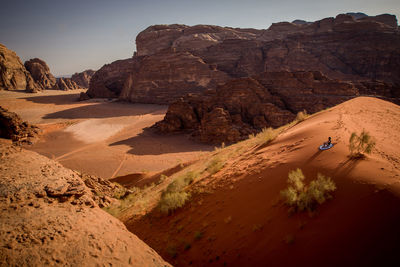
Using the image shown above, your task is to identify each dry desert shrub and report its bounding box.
[349,129,376,158]
[159,171,197,213]
[281,169,336,212]
[206,157,225,174]
[295,110,309,122]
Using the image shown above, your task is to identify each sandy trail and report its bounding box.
[0,90,212,178]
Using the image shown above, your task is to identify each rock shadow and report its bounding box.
[22,93,83,105]
[109,129,213,155]
[42,102,166,119]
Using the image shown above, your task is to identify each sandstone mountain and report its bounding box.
[0,44,39,92]
[0,142,170,266]
[87,13,400,104]
[24,58,56,90]
[71,69,95,88]
[155,71,362,143]
[54,77,81,90]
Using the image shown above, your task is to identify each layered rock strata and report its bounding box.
[87,13,400,103]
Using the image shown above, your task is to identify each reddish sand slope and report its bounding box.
[0,90,211,178]
[127,97,400,266]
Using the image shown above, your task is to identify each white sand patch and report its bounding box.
[65,119,126,143]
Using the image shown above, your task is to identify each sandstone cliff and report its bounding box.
[0,143,170,266]
[54,77,81,90]
[0,44,39,92]
[24,58,56,90]
[154,71,360,144]
[87,13,399,103]
[71,69,95,88]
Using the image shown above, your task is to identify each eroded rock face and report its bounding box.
[87,13,400,103]
[0,106,40,143]
[54,77,81,90]
[87,58,139,98]
[71,69,95,88]
[0,143,170,266]
[154,71,359,144]
[24,58,56,90]
[0,44,39,92]
[119,50,230,104]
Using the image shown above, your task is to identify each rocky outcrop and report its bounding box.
[0,143,170,266]
[0,106,40,143]
[71,69,95,88]
[54,77,81,90]
[0,44,39,92]
[87,58,139,98]
[87,13,400,104]
[154,71,359,144]
[24,58,56,90]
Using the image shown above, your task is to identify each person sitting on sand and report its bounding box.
[324,137,332,147]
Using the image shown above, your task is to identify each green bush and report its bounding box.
[349,129,376,157]
[281,169,336,212]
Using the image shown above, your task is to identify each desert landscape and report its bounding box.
[1,2,400,266]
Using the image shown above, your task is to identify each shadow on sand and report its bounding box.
[109,129,213,156]
[334,157,362,176]
[41,102,166,119]
[22,93,83,105]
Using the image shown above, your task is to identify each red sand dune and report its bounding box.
[127,97,400,266]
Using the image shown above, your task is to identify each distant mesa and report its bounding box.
[86,12,400,108]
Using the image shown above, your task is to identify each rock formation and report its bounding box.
[86,58,139,98]
[0,44,39,92]
[154,71,360,144]
[71,69,95,88]
[0,143,170,266]
[87,13,400,103]
[54,77,81,90]
[0,106,40,143]
[24,58,56,90]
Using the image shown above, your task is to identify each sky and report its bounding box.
[0,0,398,76]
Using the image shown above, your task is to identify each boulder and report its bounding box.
[24,58,56,89]
[0,106,39,143]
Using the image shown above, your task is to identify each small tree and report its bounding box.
[349,129,375,157]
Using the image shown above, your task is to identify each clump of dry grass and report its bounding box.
[295,110,309,122]
[206,157,225,174]
[158,171,198,213]
[281,169,336,212]
[349,129,376,158]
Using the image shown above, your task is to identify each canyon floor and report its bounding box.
[0,90,212,179]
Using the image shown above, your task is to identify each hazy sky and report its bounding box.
[0,0,398,76]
